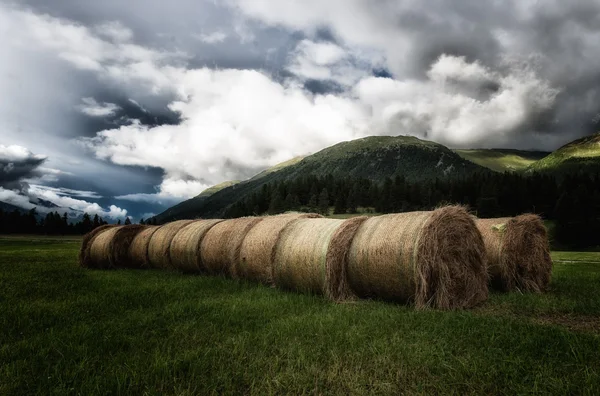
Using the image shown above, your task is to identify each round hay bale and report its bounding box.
[128,226,160,268]
[236,213,322,284]
[169,219,224,273]
[476,214,552,293]
[88,226,123,269]
[79,225,117,268]
[273,216,368,301]
[200,217,263,276]
[111,225,152,268]
[147,220,195,269]
[348,206,488,309]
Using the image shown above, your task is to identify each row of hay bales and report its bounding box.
[80,206,552,309]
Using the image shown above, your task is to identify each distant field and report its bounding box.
[455,149,549,172]
[1,238,599,394]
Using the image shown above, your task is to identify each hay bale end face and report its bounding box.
[169,219,224,273]
[200,217,263,276]
[236,213,322,284]
[147,220,195,269]
[476,214,552,293]
[128,226,160,268]
[273,216,368,301]
[348,206,488,309]
[79,225,116,268]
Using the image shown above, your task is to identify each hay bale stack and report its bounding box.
[86,225,151,269]
[236,213,322,284]
[79,225,117,268]
[476,214,552,292]
[147,220,195,269]
[200,217,263,276]
[273,216,368,301]
[348,206,488,309]
[128,226,159,268]
[169,219,224,272]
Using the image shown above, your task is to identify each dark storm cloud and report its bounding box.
[0,149,46,189]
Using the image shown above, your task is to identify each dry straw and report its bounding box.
[476,214,552,292]
[86,225,150,269]
[79,225,116,268]
[236,213,322,284]
[128,226,160,268]
[273,216,368,301]
[147,220,195,269]
[348,206,488,309]
[200,217,263,276]
[169,219,224,272]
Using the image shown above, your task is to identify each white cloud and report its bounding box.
[193,31,228,44]
[95,21,134,43]
[28,184,127,219]
[355,55,559,147]
[29,185,102,199]
[0,145,46,163]
[286,39,378,86]
[0,187,35,210]
[116,178,209,204]
[81,67,369,188]
[77,97,121,117]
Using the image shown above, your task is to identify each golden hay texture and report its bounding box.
[476,214,552,292]
[273,216,368,301]
[88,226,123,269]
[79,225,117,268]
[169,219,224,273]
[347,206,488,309]
[200,217,263,276]
[147,220,195,269]
[128,226,160,268]
[236,213,322,284]
[111,225,152,269]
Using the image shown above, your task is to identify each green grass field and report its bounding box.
[1,237,599,395]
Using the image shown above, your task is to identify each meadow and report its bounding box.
[1,236,599,395]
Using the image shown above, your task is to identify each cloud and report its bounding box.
[80,67,368,188]
[94,21,134,43]
[0,187,36,210]
[116,178,209,204]
[77,97,121,117]
[0,144,47,188]
[28,184,127,219]
[355,55,559,147]
[193,31,228,44]
[0,143,127,219]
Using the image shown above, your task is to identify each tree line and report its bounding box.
[0,210,157,235]
[224,172,600,249]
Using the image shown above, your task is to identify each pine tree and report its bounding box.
[124,217,132,225]
[318,188,329,215]
[268,191,285,214]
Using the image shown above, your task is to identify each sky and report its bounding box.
[1,0,600,221]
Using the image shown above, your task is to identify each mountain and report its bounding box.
[0,201,29,214]
[154,135,488,222]
[528,132,600,175]
[455,149,549,172]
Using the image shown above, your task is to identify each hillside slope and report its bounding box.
[528,132,600,174]
[455,149,549,172]
[154,135,487,222]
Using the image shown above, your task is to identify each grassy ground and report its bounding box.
[1,238,599,395]
[454,149,549,172]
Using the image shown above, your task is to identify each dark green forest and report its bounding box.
[0,210,151,236]
[2,171,599,249]
[224,172,600,249]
